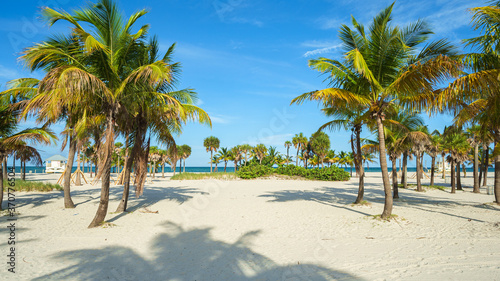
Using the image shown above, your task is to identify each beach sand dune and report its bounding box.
[1,172,500,280]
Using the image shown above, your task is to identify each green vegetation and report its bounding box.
[371,214,401,222]
[239,164,350,181]
[171,172,238,180]
[2,180,62,192]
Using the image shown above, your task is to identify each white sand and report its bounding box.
[1,171,500,280]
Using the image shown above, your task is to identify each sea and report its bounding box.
[6,166,497,174]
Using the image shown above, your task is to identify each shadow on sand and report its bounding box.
[33,222,362,281]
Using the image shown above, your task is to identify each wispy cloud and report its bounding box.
[303,44,342,57]
[247,133,293,146]
[209,113,236,124]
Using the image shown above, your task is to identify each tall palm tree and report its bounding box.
[467,125,482,193]
[310,132,330,168]
[437,3,500,203]
[292,133,307,166]
[284,141,292,166]
[204,136,220,172]
[291,4,459,218]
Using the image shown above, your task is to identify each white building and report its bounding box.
[45,155,67,173]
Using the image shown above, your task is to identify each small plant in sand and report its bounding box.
[351,200,371,207]
[3,180,62,192]
[371,214,401,222]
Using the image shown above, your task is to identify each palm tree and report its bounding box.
[467,125,482,193]
[284,141,292,166]
[212,155,220,172]
[253,144,268,165]
[230,146,242,171]
[427,132,443,186]
[436,3,500,203]
[239,144,252,166]
[291,4,459,218]
[0,106,56,210]
[180,144,191,173]
[310,132,330,168]
[218,147,231,172]
[204,136,220,172]
[292,133,307,166]
[267,146,280,166]
[114,142,123,174]
[159,149,168,178]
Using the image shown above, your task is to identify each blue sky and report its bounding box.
[0,0,482,167]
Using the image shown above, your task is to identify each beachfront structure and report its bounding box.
[45,155,67,173]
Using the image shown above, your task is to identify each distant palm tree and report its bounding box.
[284,141,292,166]
[292,133,307,166]
[239,144,252,166]
[218,147,231,172]
[253,144,268,165]
[180,145,192,173]
[212,155,221,172]
[230,146,242,171]
[204,136,220,172]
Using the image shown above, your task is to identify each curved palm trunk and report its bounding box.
[484,145,490,186]
[392,158,399,199]
[116,152,134,213]
[416,151,423,192]
[430,156,436,186]
[401,151,408,189]
[457,162,463,190]
[63,134,76,208]
[88,113,115,228]
[450,161,456,194]
[376,116,393,219]
[296,148,299,166]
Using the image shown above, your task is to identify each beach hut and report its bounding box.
[45,155,67,173]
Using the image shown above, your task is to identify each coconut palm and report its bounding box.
[253,144,268,165]
[284,141,292,166]
[310,132,330,168]
[427,132,443,186]
[204,136,220,172]
[218,147,231,172]
[180,144,191,173]
[436,3,500,203]
[293,4,460,217]
[212,155,221,172]
[114,142,123,174]
[230,146,242,171]
[292,133,307,166]
[239,144,252,166]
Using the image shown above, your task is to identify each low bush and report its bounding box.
[170,172,238,180]
[237,164,273,179]
[2,180,62,192]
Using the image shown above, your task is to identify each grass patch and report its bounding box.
[171,172,238,180]
[100,221,117,228]
[0,210,20,216]
[351,200,371,206]
[2,180,62,192]
[371,214,400,222]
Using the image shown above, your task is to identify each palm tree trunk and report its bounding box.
[162,162,165,178]
[224,161,227,172]
[153,161,156,179]
[430,156,436,186]
[2,157,7,182]
[210,151,213,172]
[183,158,186,173]
[376,115,393,219]
[416,151,423,192]
[401,151,408,189]
[484,145,490,186]
[457,162,462,190]
[354,129,365,204]
[0,156,4,211]
[451,161,456,194]
[234,162,237,172]
[88,113,114,228]
[287,148,290,166]
[116,151,134,213]
[63,134,76,208]
[495,150,500,204]
[75,153,82,186]
[392,158,399,199]
[21,159,25,181]
[442,154,446,180]
[296,148,299,166]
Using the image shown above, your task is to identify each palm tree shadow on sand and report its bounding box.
[33,222,362,281]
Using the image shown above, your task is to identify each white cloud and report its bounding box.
[208,113,236,124]
[303,44,342,57]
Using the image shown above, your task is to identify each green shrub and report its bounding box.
[170,172,237,180]
[2,180,62,192]
[237,164,273,179]
[274,164,350,181]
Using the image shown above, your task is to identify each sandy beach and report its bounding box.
[2,172,500,280]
